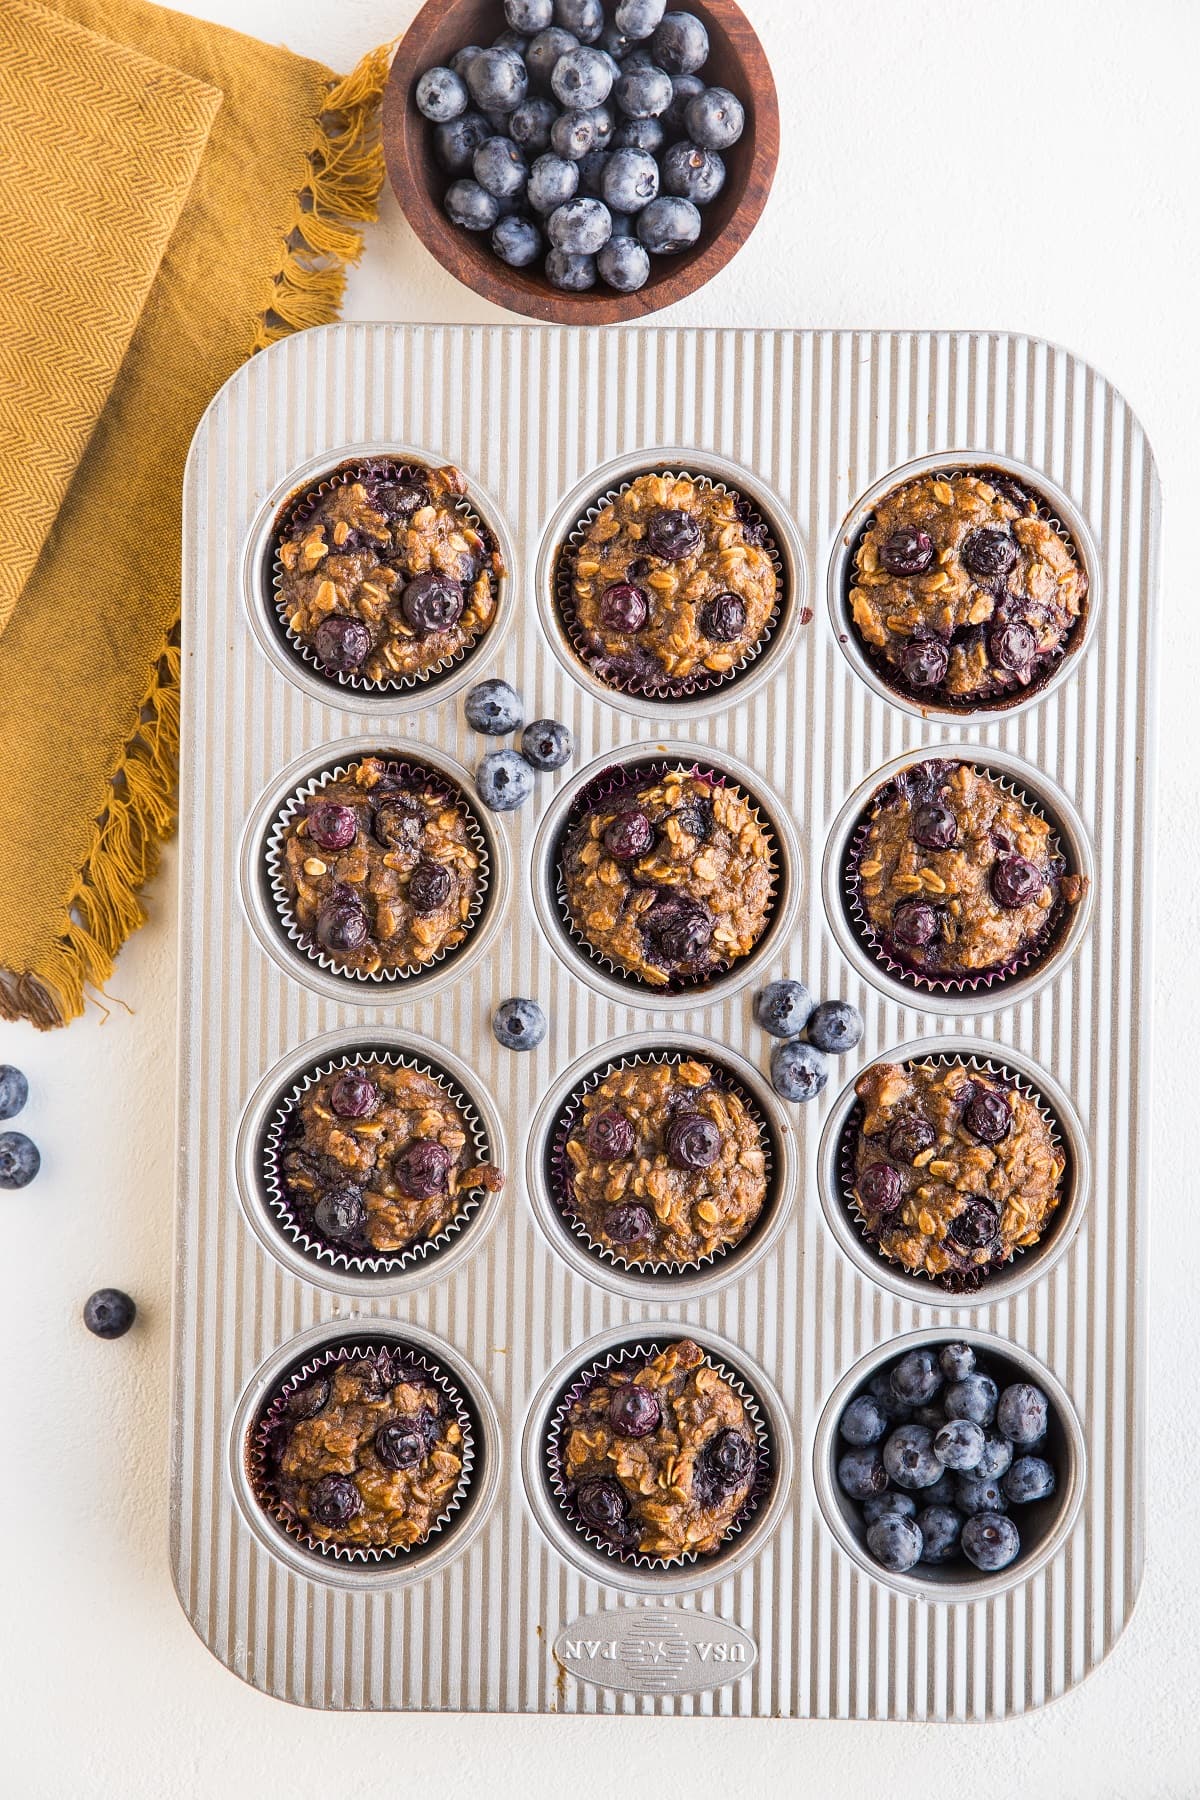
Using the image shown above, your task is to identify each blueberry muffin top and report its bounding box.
[560,767,775,988]
[277,1060,503,1260]
[559,1339,759,1562]
[854,759,1083,981]
[849,470,1086,707]
[566,472,778,694]
[276,462,503,684]
[850,1059,1066,1288]
[277,756,483,978]
[562,1056,768,1266]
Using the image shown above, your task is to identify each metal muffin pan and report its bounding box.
[176,324,1158,1719]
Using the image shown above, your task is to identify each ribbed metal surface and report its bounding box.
[173,325,1158,1718]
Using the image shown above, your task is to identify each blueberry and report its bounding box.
[394,1139,452,1199]
[948,1199,999,1252]
[409,859,455,917]
[665,1112,722,1170]
[373,793,425,850]
[996,1382,1049,1446]
[599,581,651,633]
[879,527,934,576]
[575,150,612,199]
[450,46,485,78]
[83,1288,135,1339]
[961,1511,1020,1572]
[866,1513,923,1573]
[890,1348,943,1407]
[287,1377,331,1420]
[599,22,637,58]
[416,65,469,123]
[770,1040,829,1104]
[310,1474,363,1528]
[651,11,709,75]
[892,900,939,949]
[526,26,579,87]
[330,1071,380,1119]
[939,1342,976,1383]
[913,1402,947,1429]
[883,1423,944,1490]
[492,213,542,267]
[616,0,666,36]
[492,30,531,57]
[646,507,701,559]
[465,47,528,114]
[911,800,957,851]
[974,1433,1014,1481]
[602,146,659,211]
[444,179,500,230]
[839,1395,889,1447]
[685,85,745,150]
[612,115,664,153]
[858,1162,902,1214]
[604,1201,654,1244]
[312,615,370,671]
[550,108,602,161]
[837,1447,887,1499]
[806,1000,864,1055]
[989,618,1038,672]
[962,528,1018,581]
[955,1474,1008,1516]
[990,854,1043,909]
[576,1476,629,1533]
[400,571,464,634]
[660,140,725,205]
[597,235,650,291]
[375,1420,430,1471]
[603,809,655,859]
[614,62,673,118]
[922,1469,959,1509]
[753,979,814,1039]
[934,1418,985,1472]
[465,677,524,734]
[637,193,701,253]
[945,1374,999,1427]
[553,0,604,41]
[867,1370,913,1423]
[661,71,704,133]
[586,1108,635,1161]
[1002,1456,1056,1505]
[863,1491,916,1525]
[608,1385,661,1438]
[313,1182,366,1241]
[477,749,535,810]
[548,195,612,252]
[552,45,613,109]
[699,592,745,641]
[520,718,573,769]
[473,136,527,198]
[315,898,369,954]
[527,152,580,211]
[963,1087,1013,1145]
[506,0,553,27]
[306,801,357,853]
[645,890,713,963]
[0,1066,28,1122]
[492,997,547,1050]
[900,637,950,689]
[433,112,492,174]
[887,1115,936,1163]
[917,1504,963,1565]
[508,97,557,152]
[546,245,598,291]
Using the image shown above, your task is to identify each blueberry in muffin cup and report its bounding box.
[546,1336,773,1569]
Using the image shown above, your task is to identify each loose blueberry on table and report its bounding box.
[84,1288,137,1339]
[0,1130,39,1189]
[0,1064,28,1121]
[492,996,548,1049]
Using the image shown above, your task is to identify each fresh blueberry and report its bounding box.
[597,234,650,291]
[661,71,704,133]
[310,1474,363,1528]
[611,115,664,153]
[661,140,725,205]
[939,1342,976,1383]
[492,996,548,1050]
[520,718,573,769]
[770,1040,829,1104]
[465,677,524,734]
[493,213,542,267]
[864,1493,916,1529]
[313,615,371,671]
[837,1447,887,1500]
[527,151,580,211]
[444,178,501,230]
[602,146,659,211]
[753,978,814,1039]
[901,637,950,689]
[450,46,485,78]
[416,66,469,122]
[962,528,1018,581]
[620,46,658,72]
[866,1512,923,1573]
[974,1433,1014,1481]
[665,1112,722,1170]
[526,26,579,87]
[551,108,607,159]
[608,1385,662,1438]
[554,0,604,41]
[0,1066,28,1122]
[913,1402,947,1429]
[509,96,558,152]
[614,62,673,118]
[922,1469,959,1509]
[473,136,528,198]
[867,1370,913,1423]
[996,1382,1050,1446]
[934,1418,985,1472]
[961,1512,1020,1572]
[616,0,666,36]
[477,750,535,810]
[890,1348,943,1407]
[806,1000,864,1055]
[955,1474,1008,1516]
[637,193,701,253]
[604,1201,654,1244]
[400,571,464,634]
[1002,1456,1056,1505]
[465,47,528,114]
[575,149,611,197]
[83,1288,136,1339]
[313,1182,366,1241]
[552,45,614,109]
[586,1108,635,1161]
[330,1071,379,1119]
[685,85,745,150]
[839,1395,889,1447]
[548,195,612,252]
[575,1476,629,1534]
[917,1504,963,1565]
[394,1140,452,1199]
[651,10,709,75]
[883,1423,944,1490]
[492,29,531,56]
[598,22,637,59]
[433,112,492,174]
[945,1374,999,1427]
[507,0,553,27]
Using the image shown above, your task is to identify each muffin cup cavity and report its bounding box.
[827,451,1099,723]
[242,442,514,712]
[537,449,807,720]
[822,744,1094,1017]
[817,1039,1090,1306]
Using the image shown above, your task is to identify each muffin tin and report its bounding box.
[175,324,1158,1718]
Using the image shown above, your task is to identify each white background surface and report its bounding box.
[2,1,1196,1793]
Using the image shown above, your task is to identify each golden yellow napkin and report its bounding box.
[0,0,390,1026]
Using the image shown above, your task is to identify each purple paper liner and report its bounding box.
[554,467,786,701]
[246,1337,476,1564]
[547,1049,776,1277]
[270,456,503,695]
[553,757,781,997]
[842,760,1082,998]
[261,1048,497,1277]
[264,753,492,985]
[544,1338,774,1571]
[836,1051,1069,1296]
[844,464,1089,713]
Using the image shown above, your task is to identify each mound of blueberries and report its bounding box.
[416,2,745,294]
[465,678,573,811]
[836,1342,1058,1576]
[753,980,864,1103]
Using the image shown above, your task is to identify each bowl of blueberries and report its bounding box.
[814,1332,1086,1600]
[383,0,779,322]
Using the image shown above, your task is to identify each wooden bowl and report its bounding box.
[383,0,779,325]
